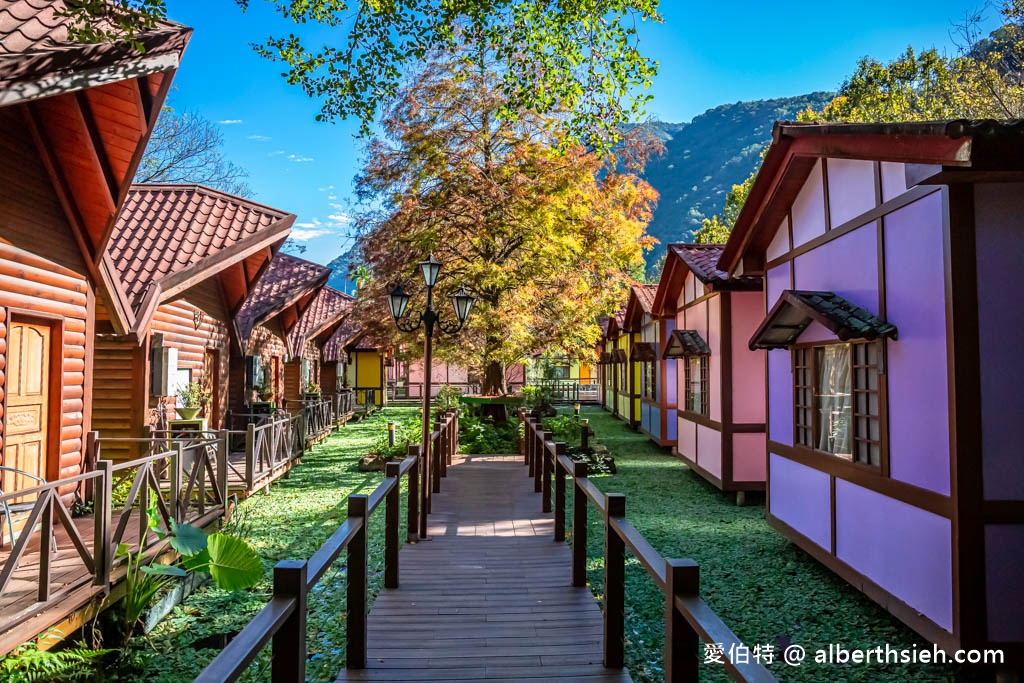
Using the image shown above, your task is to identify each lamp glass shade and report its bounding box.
[451,286,475,324]
[388,284,411,321]
[418,253,442,288]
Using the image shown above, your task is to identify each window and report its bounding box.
[793,342,882,466]
[643,360,657,400]
[301,358,311,386]
[618,358,628,392]
[551,364,570,380]
[685,356,708,415]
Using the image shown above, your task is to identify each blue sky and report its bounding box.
[162,0,1000,269]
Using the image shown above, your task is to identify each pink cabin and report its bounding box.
[720,120,1024,663]
[397,359,526,398]
[652,244,766,498]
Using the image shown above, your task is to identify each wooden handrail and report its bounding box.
[195,414,460,682]
[520,412,775,683]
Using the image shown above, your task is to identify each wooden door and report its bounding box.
[3,320,52,494]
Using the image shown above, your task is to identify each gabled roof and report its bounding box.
[287,286,355,358]
[652,243,762,317]
[0,0,191,97]
[663,329,711,358]
[720,119,1024,275]
[630,341,658,362]
[623,283,659,331]
[323,319,362,363]
[109,184,294,335]
[235,253,331,350]
[749,290,898,351]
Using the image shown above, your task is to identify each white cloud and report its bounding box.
[268,150,285,156]
[290,226,334,241]
[247,134,271,141]
[218,119,243,125]
[288,154,315,163]
[289,209,352,241]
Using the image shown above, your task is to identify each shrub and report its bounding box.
[541,415,582,447]
[434,384,463,411]
[459,414,517,454]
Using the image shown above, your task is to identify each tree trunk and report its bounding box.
[481,360,507,396]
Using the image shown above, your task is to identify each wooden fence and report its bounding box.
[521,412,775,683]
[195,410,461,682]
[527,379,602,404]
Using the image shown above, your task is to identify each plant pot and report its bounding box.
[176,407,201,420]
[304,393,322,401]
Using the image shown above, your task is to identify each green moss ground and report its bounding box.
[121,407,418,683]
[576,406,963,683]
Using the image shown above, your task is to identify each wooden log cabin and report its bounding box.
[233,253,330,411]
[719,120,1024,662]
[0,1,190,495]
[624,283,676,446]
[651,243,766,496]
[283,286,353,405]
[94,185,294,459]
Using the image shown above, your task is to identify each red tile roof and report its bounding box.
[631,283,658,313]
[236,253,331,344]
[288,286,354,357]
[668,243,761,290]
[110,184,295,304]
[323,320,362,363]
[0,0,191,92]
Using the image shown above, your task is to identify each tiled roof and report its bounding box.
[668,243,762,290]
[288,287,354,357]
[630,341,658,362]
[109,184,295,304]
[631,284,658,314]
[236,253,331,344]
[663,329,711,358]
[597,316,610,336]
[323,320,362,363]
[0,0,191,90]
[750,290,898,350]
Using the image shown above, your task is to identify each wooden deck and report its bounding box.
[336,454,631,683]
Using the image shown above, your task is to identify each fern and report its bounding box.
[0,641,110,682]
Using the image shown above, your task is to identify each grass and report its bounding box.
[118,407,419,683]
[575,406,964,683]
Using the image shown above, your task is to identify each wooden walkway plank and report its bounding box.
[336,454,631,683]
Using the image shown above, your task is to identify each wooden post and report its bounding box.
[271,560,308,682]
[534,430,545,494]
[84,431,99,502]
[38,492,52,602]
[94,460,113,586]
[407,445,420,543]
[571,461,588,587]
[420,435,430,537]
[526,419,535,475]
[346,494,369,669]
[217,431,229,511]
[554,443,567,542]
[432,421,442,493]
[245,423,256,491]
[542,438,553,514]
[604,493,626,669]
[448,411,455,466]
[664,559,700,683]
[171,444,184,522]
[385,462,400,588]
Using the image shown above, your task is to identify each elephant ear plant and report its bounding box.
[114,507,263,645]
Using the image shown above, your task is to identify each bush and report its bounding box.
[541,415,582,447]
[434,384,463,410]
[459,414,517,454]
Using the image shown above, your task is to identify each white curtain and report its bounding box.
[816,345,852,457]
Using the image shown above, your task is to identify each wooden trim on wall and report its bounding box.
[821,158,832,232]
[768,440,952,518]
[676,409,723,433]
[720,292,735,488]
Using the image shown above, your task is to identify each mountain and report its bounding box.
[638,92,834,269]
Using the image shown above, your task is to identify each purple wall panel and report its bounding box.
[666,358,677,405]
[835,480,953,632]
[974,184,1024,501]
[768,350,793,446]
[769,454,831,549]
[792,160,827,248]
[793,223,879,313]
[766,216,790,262]
[985,524,1024,641]
[884,192,950,495]
[880,162,907,203]
[827,159,876,227]
[697,424,722,479]
[766,262,790,311]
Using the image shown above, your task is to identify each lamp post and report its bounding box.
[388,254,475,539]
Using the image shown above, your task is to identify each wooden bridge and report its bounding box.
[197,411,774,683]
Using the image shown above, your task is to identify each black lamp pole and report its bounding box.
[388,255,475,539]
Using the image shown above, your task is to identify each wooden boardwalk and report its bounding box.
[336,454,631,683]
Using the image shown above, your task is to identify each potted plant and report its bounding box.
[176,382,211,420]
[304,381,321,401]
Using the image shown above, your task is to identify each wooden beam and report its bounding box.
[135,76,154,126]
[73,90,119,207]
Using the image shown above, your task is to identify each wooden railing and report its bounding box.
[329,389,355,424]
[0,437,228,640]
[195,410,461,682]
[521,412,775,683]
[527,379,602,404]
[300,398,333,442]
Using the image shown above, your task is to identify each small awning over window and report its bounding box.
[595,351,611,365]
[630,342,658,362]
[611,348,628,363]
[662,330,711,359]
[749,290,898,351]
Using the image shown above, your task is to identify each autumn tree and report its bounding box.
[136,107,253,197]
[352,51,658,394]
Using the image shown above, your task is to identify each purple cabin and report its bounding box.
[719,120,1024,662]
[652,244,767,497]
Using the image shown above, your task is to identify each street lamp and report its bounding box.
[388,254,475,539]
